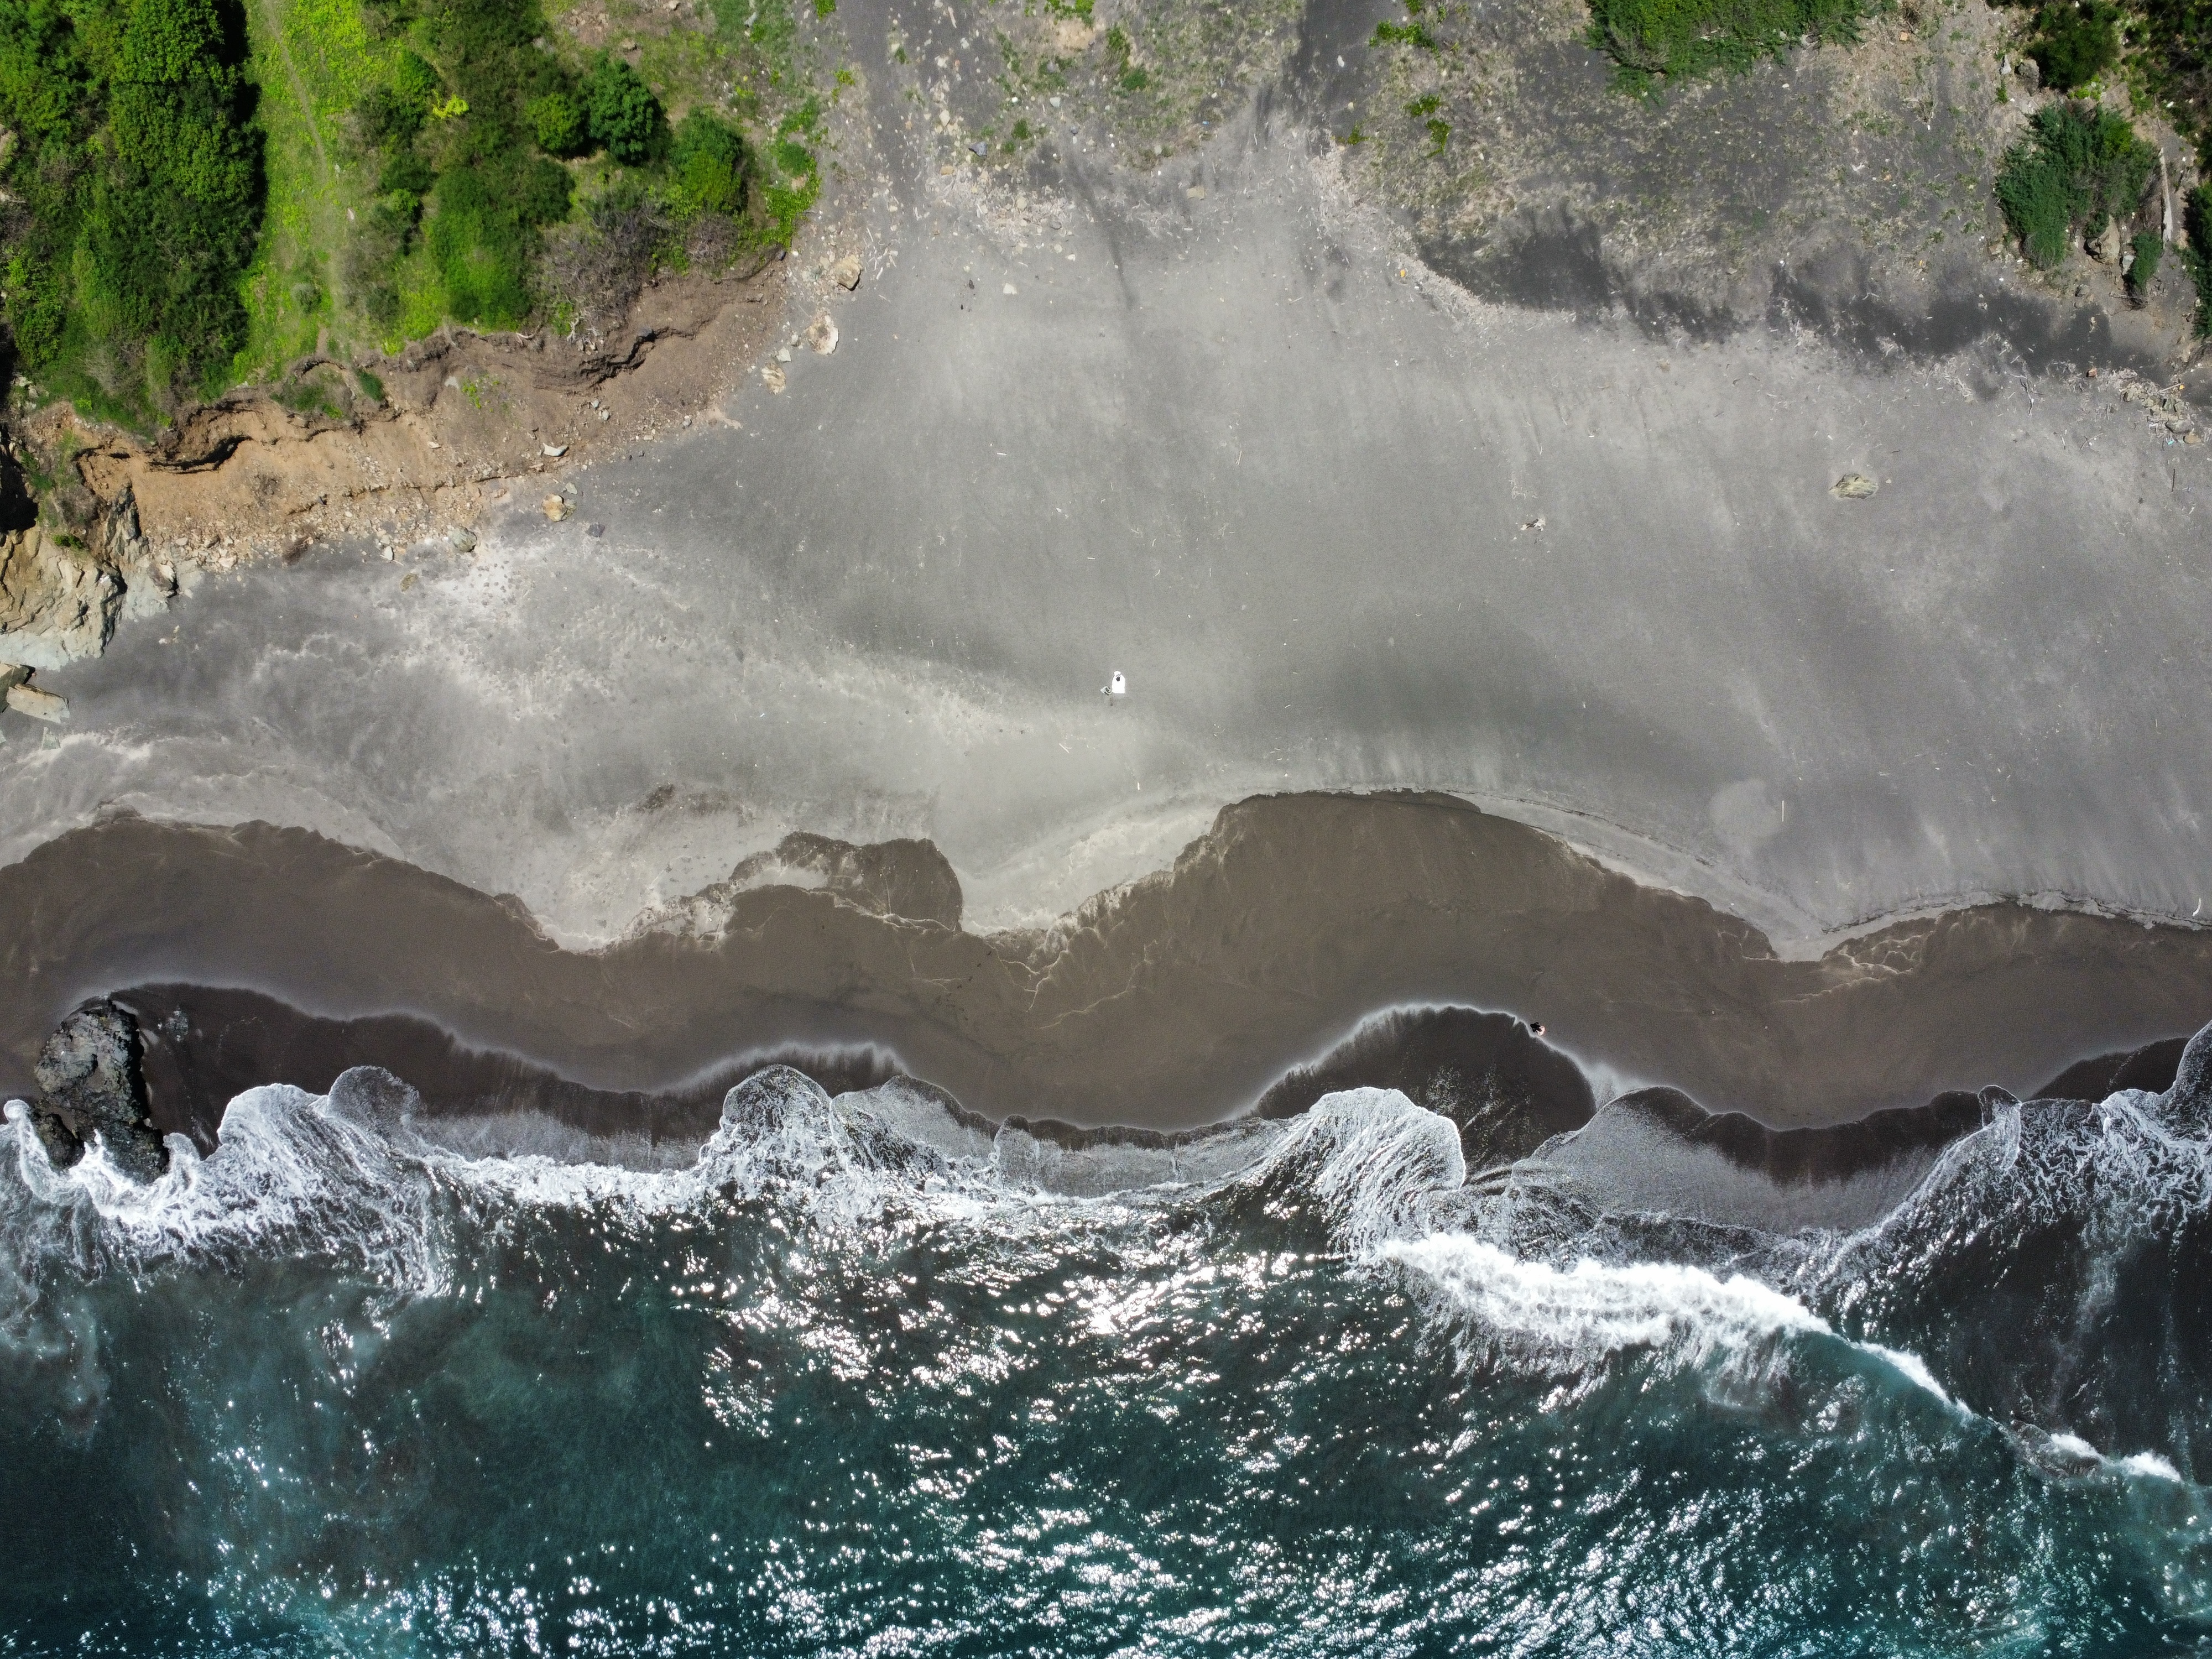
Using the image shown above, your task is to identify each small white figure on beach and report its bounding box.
[1103,670,1127,702]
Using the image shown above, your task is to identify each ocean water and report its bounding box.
[4,1043,2211,1656]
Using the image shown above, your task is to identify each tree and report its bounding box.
[583,54,666,165]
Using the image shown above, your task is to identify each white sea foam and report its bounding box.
[1382,1231,1965,1416]
[2120,1451,2185,1483]
[1862,1343,1957,1408]
[0,1057,2173,1472]
[1228,1088,1468,1249]
[1383,1234,1823,1367]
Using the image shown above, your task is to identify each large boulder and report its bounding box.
[31,999,165,1181]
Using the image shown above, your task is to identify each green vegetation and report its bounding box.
[583,53,667,164]
[2185,186,2212,327]
[1583,0,1876,88]
[1405,91,1449,152]
[0,0,265,421]
[0,0,834,437]
[1371,21,1436,50]
[1995,100,2156,267]
[2021,0,2122,90]
[2126,225,2164,295]
[2016,1,2212,171]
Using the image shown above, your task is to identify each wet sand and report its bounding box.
[6,799,2208,1135]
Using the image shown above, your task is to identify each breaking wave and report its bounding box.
[4,1027,2212,1652]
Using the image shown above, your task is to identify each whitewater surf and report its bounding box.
[6,1026,2211,1653]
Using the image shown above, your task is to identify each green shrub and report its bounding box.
[2185,186,2212,331]
[1585,0,1875,89]
[2026,0,2120,92]
[514,154,573,223]
[0,0,265,414]
[584,54,667,164]
[393,48,442,107]
[1995,101,2156,267]
[2127,227,2164,297]
[429,165,530,325]
[356,82,427,148]
[379,149,436,196]
[669,108,747,216]
[528,90,586,154]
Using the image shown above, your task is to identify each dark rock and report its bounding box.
[1254,1006,1594,1170]
[32,999,165,1181]
[719,1065,830,1135]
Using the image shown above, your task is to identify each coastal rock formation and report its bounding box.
[30,998,165,1181]
[0,523,122,670]
[5,680,67,722]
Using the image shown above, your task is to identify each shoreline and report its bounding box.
[5,798,2209,1139]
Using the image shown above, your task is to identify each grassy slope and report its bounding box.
[238,0,396,375]
[232,0,827,380]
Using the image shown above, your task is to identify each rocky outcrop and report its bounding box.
[30,999,165,1181]
[0,523,123,670]
[0,486,170,676]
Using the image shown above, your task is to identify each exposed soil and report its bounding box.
[25,258,821,577]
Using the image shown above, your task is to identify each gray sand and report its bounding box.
[3,71,2209,976]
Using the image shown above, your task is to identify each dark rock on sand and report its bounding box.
[1255,1007,1595,1171]
[32,998,164,1180]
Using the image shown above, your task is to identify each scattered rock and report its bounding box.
[1186,184,1207,200]
[807,315,839,355]
[31,999,165,1181]
[762,364,787,394]
[542,442,568,458]
[1003,282,1018,295]
[775,345,792,363]
[542,495,571,522]
[586,523,606,537]
[1831,473,1879,500]
[2121,378,2195,434]
[829,253,863,291]
[447,526,478,552]
[6,682,68,722]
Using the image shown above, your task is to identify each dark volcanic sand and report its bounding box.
[5,797,2208,1136]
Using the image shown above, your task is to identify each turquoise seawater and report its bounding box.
[3,1059,2211,1656]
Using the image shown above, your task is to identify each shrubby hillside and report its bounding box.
[0,0,831,428]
